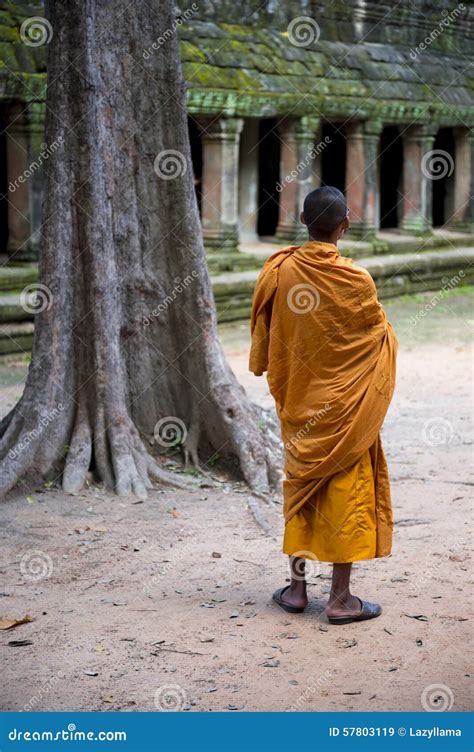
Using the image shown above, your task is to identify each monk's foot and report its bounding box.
[325,593,362,619]
[279,583,308,610]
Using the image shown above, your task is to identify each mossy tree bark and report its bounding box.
[0,0,279,499]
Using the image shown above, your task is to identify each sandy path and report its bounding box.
[0,289,472,712]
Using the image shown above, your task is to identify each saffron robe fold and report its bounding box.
[249,241,397,549]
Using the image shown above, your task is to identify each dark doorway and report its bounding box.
[320,122,346,193]
[0,116,8,255]
[379,126,403,228]
[257,119,280,237]
[188,116,202,216]
[432,128,455,227]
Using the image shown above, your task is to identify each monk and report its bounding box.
[249,186,397,624]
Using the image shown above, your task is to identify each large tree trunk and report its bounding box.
[0,0,279,499]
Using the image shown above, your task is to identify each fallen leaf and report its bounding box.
[84,670,98,677]
[200,637,215,643]
[0,614,33,631]
[261,659,280,667]
[384,628,393,635]
[227,704,244,710]
[343,690,361,695]
[403,613,428,621]
[337,637,357,649]
[319,624,328,633]
[8,639,33,647]
[416,638,423,646]
[211,552,222,559]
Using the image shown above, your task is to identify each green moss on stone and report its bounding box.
[0,10,16,27]
[179,39,207,63]
[0,40,17,68]
[0,24,18,41]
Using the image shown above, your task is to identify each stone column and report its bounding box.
[311,122,324,190]
[28,105,47,257]
[5,106,34,261]
[451,127,473,232]
[345,120,383,238]
[400,124,436,234]
[276,115,320,243]
[200,116,244,253]
[238,119,259,243]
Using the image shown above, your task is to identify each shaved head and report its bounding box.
[303,186,348,239]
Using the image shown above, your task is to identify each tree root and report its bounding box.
[246,496,274,535]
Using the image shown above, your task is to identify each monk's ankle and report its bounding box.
[290,579,307,596]
[327,591,360,612]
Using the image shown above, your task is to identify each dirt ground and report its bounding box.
[1,288,472,713]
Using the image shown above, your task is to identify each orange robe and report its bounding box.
[249,241,397,563]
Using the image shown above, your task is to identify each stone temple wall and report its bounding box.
[0,0,473,354]
[192,0,473,54]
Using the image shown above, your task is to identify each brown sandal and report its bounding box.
[327,597,382,625]
[272,585,306,614]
